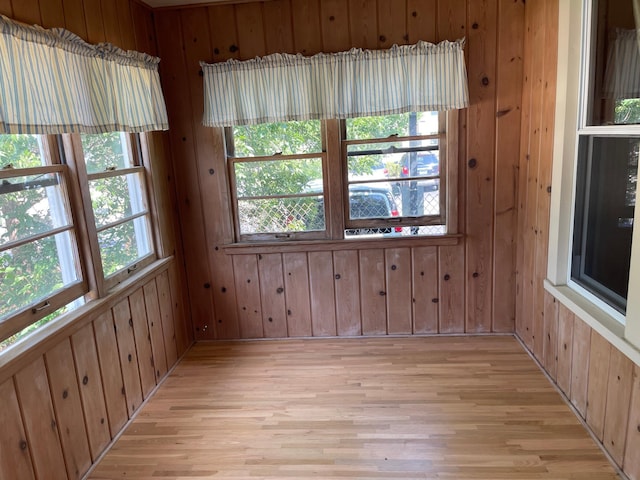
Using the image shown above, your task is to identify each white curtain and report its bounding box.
[0,15,168,134]
[604,28,640,99]
[201,40,469,127]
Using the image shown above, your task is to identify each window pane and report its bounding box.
[588,0,640,125]
[98,217,152,277]
[0,230,80,320]
[348,184,399,220]
[0,172,72,247]
[0,134,48,169]
[572,136,638,312]
[81,132,133,173]
[346,141,439,181]
[235,158,323,197]
[238,196,325,234]
[232,120,322,157]
[89,172,146,229]
[346,112,439,139]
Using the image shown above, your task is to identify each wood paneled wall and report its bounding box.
[0,264,188,480]
[515,1,640,478]
[155,0,525,340]
[0,1,192,478]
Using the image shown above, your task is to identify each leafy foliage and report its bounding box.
[615,98,640,124]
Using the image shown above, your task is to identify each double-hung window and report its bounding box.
[225,112,457,242]
[80,132,155,289]
[0,135,85,343]
[548,0,640,352]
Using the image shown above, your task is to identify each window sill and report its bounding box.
[223,234,462,254]
[543,279,640,366]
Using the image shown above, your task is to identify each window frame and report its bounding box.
[225,112,458,243]
[0,135,88,342]
[546,0,640,358]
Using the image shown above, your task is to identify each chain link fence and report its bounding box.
[238,196,324,234]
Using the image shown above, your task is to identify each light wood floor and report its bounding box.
[89,336,621,479]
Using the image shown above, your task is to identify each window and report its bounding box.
[81,133,155,288]
[0,134,86,345]
[569,0,639,318]
[547,0,640,354]
[225,112,457,242]
[0,132,158,351]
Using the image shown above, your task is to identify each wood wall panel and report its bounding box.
[14,357,67,480]
[236,2,266,59]
[263,0,294,54]
[377,0,407,48]
[258,253,289,338]
[93,311,128,435]
[70,324,111,460]
[412,246,438,333]
[407,0,437,44]
[385,248,412,334]
[586,331,611,441]
[333,250,362,336]
[0,379,35,480]
[438,245,464,333]
[0,0,12,16]
[233,254,264,338]
[157,272,179,367]
[556,305,574,396]
[39,0,65,28]
[10,0,41,25]
[129,289,157,399]
[359,249,387,335]
[348,0,377,49]
[45,340,92,480]
[624,364,640,479]
[308,251,337,336]
[291,0,322,55]
[83,0,106,43]
[320,0,350,53]
[283,252,313,336]
[570,320,591,417]
[112,299,143,416]
[143,279,169,380]
[542,292,558,380]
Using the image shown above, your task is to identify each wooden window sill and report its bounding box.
[222,234,462,254]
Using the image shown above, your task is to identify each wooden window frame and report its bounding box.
[225,112,459,244]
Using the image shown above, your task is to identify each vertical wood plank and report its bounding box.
[348,0,378,48]
[385,248,412,334]
[438,245,464,333]
[233,254,264,338]
[112,298,143,416]
[412,246,438,334]
[586,331,612,441]
[258,253,288,338]
[116,0,136,50]
[492,0,524,333]
[283,252,312,337]
[602,347,634,466]
[169,262,191,354]
[11,0,41,24]
[93,311,128,435]
[623,364,640,479]
[45,340,92,480]
[0,379,35,480]
[542,292,558,380]
[100,0,122,46]
[320,0,350,52]
[61,0,87,50]
[359,249,387,335]
[556,304,574,396]
[0,0,12,17]
[292,0,322,54]
[14,357,67,480]
[70,324,111,461]
[437,0,466,42]
[128,288,157,399]
[143,279,169,380]
[208,5,240,62]
[210,252,241,339]
[156,271,179,367]
[377,0,407,48]
[407,0,437,44]
[570,320,591,417]
[131,1,156,55]
[236,2,266,60]
[39,0,65,28]
[308,251,337,336]
[333,250,362,336]
[82,0,106,43]
[263,0,294,54]
[465,0,497,334]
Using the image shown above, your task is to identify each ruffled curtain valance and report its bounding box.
[0,14,168,134]
[201,39,469,127]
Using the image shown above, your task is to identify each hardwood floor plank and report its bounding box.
[90,336,620,479]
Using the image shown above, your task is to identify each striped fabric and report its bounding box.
[201,40,469,127]
[0,15,168,134]
[604,28,640,99]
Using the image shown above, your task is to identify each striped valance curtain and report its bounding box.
[604,28,640,99]
[0,15,168,134]
[201,40,468,127]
